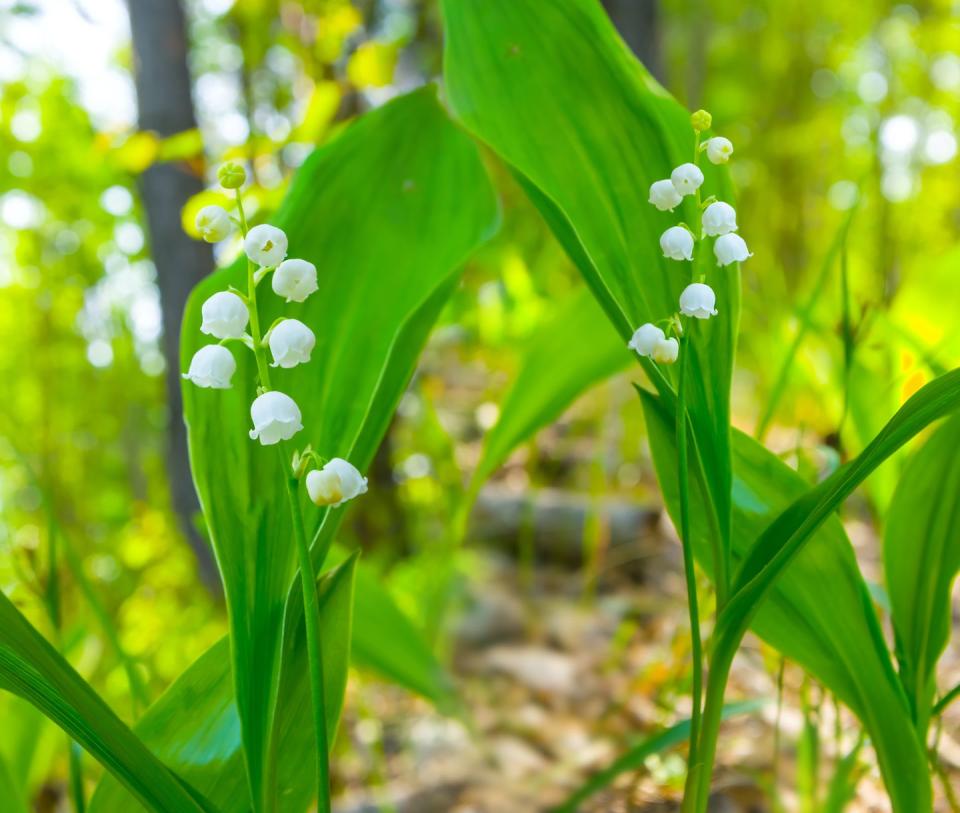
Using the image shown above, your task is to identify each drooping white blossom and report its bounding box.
[195,205,232,243]
[200,291,249,339]
[660,226,695,261]
[670,163,704,196]
[272,258,319,303]
[268,319,316,368]
[244,224,288,267]
[628,323,666,357]
[648,179,683,212]
[703,137,734,165]
[248,391,303,445]
[306,458,368,507]
[182,345,236,389]
[679,283,718,319]
[702,201,738,237]
[652,336,679,364]
[714,233,752,266]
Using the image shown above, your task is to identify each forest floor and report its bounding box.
[333,491,960,813]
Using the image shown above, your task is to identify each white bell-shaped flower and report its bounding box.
[248,391,303,445]
[268,319,315,368]
[648,179,683,212]
[660,226,694,261]
[244,224,288,267]
[200,291,249,339]
[272,258,319,303]
[702,202,738,237]
[714,233,752,266]
[671,163,704,196]
[182,345,236,389]
[195,205,232,243]
[652,336,679,364]
[628,323,666,357]
[704,137,734,164]
[306,458,368,508]
[679,283,718,319]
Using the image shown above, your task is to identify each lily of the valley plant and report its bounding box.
[633,110,751,811]
[184,163,368,811]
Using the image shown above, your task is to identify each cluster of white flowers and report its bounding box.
[182,163,364,508]
[631,111,750,366]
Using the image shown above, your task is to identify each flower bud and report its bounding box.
[691,109,713,132]
[248,391,303,445]
[218,162,247,189]
[703,137,733,165]
[306,458,368,507]
[182,345,236,389]
[679,283,718,319]
[652,336,679,364]
[628,323,666,357]
[272,258,319,303]
[660,226,694,261]
[714,233,752,266]
[702,201,738,237]
[244,224,288,268]
[670,163,704,196]
[269,318,316,368]
[195,205,232,243]
[648,179,683,212]
[200,291,249,339]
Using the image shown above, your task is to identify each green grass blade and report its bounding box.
[180,86,498,808]
[0,592,210,813]
[551,701,762,813]
[884,413,960,734]
[755,202,859,440]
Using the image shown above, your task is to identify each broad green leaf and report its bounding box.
[0,592,210,813]
[88,556,358,813]
[180,86,497,808]
[639,391,931,812]
[884,413,960,733]
[550,701,761,813]
[472,287,628,490]
[443,0,740,595]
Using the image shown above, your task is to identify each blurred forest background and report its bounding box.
[2,0,960,809]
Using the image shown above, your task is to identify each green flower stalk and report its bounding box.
[183,161,367,812]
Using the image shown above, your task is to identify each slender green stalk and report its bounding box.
[772,657,785,812]
[283,467,332,813]
[677,329,704,811]
[693,638,737,812]
[235,188,332,813]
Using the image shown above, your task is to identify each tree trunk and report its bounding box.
[125,0,219,588]
[602,0,663,81]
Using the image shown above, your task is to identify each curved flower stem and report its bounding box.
[283,462,332,813]
[235,188,332,813]
[676,329,704,812]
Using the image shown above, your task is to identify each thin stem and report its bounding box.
[677,329,704,812]
[772,657,785,812]
[235,187,332,812]
[694,638,737,812]
[284,467,332,813]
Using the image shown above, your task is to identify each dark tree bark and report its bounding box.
[125,0,219,588]
[602,0,663,82]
